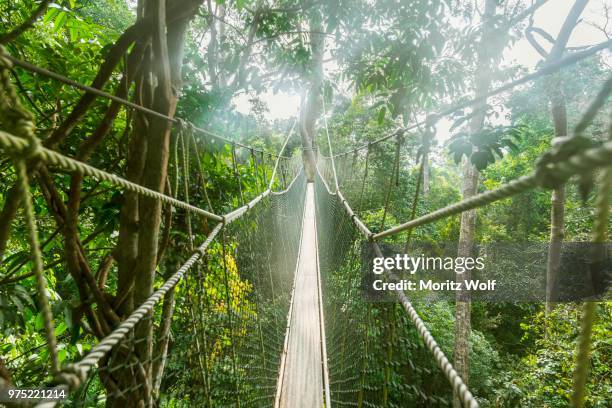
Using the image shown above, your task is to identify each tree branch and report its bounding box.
[0,0,52,44]
[526,27,550,58]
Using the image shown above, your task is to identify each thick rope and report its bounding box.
[0,129,224,222]
[4,53,290,158]
[0,44,60,376]
[570,121,612,407]
[372,139,612,240]
[15,159,60,375]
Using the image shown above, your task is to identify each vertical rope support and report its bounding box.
[173,128,181,199]
[321,91,339,191]
[250,148,260,194]
[261,151,269,187]
[571,164,611,407]
[187,269,211,407]
[357,144,371,214]
[356,302,371,408]
[189,128,214,212]
[220,231,241,408]
[349,149,358,189]
[404,122,434,251]
[380,135,402,230]
[15,159,60,374]
[180,124,210,402]
[280,161,287,189]
[242,204,270,392]
[231,143,245,205]
[196,262,214,407]
[180,128,194,250]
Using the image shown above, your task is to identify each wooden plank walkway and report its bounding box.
[276,183,328,408]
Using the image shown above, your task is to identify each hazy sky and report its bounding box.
[234,0,611,126]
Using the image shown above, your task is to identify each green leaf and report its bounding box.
[54,11,68,32]
[377,106,386,124]
[35,311,44,330]
[55,322,67,336]
[58,349,67,363]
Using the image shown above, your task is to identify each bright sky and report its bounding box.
[436,0,611,142]
[234,0,611,128]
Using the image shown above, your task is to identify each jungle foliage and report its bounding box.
[0,0,610,407]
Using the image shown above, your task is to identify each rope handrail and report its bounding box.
[372,140,612,240]
[0,129,225,222]
[331,38,612,158]
[314,166,479,407]
[5,53,290,158]
[55,222,224,390]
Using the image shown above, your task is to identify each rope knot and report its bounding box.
[535,135,595,189]
[175,118,188,134]
[55,364,89,391]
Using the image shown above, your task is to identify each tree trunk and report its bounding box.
[546,93,568,313]
[454,160,478,408]
[107,1,198,406]
[422,152,430,197]
[543,0,588,314]
[300,13,325,182]
[453,1,498,405]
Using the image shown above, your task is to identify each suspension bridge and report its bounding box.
[0,33,610,408]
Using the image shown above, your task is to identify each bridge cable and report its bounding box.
[570,111,612,408]
[373,76,612,240]
[4,52,290,158]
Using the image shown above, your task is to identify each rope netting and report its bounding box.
[69,171,307,407]
[315,174,457,407]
